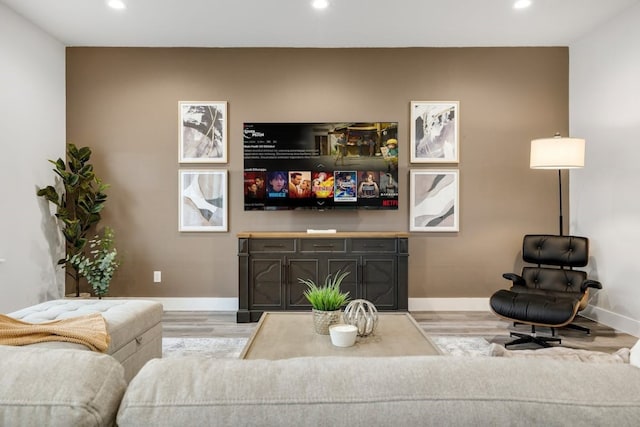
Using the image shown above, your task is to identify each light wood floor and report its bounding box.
[162,311,638,353]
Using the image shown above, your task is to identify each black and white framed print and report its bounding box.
[179,170,228,232]
[409,169,459,232]
[410,101,459,163]
[179,101,227,163]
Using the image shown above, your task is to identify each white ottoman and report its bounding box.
[9,299,163,382]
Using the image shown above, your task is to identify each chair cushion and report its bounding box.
[523,234,588,267]
[510,285,584,300]
[490,289,580,326]
[521,267,586,293]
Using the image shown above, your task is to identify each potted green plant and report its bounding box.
[67,227,120,299]
[299,269,351,334]
[37,144,109,297]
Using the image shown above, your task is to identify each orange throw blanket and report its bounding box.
[0,313,110,352]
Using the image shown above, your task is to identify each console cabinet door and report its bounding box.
[287,256,358,309]
[286,257,319,309]
[361,256,397,309]
[326,257,359,304]
[249,256,285,311]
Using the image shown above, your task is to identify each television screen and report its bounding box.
[243,122,399,210]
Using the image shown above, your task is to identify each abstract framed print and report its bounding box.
[179,101,227,163]
[409,169,459,232]
[410,101,459,163]
[179,169,228,232]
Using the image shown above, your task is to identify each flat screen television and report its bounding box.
[243,122,399,210]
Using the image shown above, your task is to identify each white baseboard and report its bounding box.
[125,297,239,311]
[408,298,490,311]
[580,305,640,338]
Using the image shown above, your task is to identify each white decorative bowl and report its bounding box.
[343,299,378,336]
[329,324,358,347]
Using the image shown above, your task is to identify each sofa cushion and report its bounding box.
[0,345,126,427]
[630,339,640,368]
[117,355,640,426]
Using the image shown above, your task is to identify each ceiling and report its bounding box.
[2,0,638,48]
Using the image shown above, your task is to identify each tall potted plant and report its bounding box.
[299,269,351,334]
[37,144,110,297]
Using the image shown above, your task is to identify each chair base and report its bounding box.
[516,320,591,336]
[505,332,562,348]
[565,323,591,335]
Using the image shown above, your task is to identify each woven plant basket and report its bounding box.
[312,309,341,335]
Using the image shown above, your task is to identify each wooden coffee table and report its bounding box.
[240,312,442,360]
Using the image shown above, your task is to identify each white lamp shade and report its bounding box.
[530,137,585,169]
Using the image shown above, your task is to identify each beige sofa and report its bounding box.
[118,355,640,426]
[3,346,640,426]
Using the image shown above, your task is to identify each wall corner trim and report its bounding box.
[581,305,640,338]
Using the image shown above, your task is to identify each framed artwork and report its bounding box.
[409,169,459,232]
[179,169,228,232]
[410,101,459,163]
[179,101,227,163]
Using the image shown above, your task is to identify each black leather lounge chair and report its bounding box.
[490,234,602,348]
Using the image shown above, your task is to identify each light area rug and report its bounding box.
[163,337,248,359]
[162,336,491,359]
[431,336,492,357]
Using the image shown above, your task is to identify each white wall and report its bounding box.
[570,3,640,336]
[0,4,65,312]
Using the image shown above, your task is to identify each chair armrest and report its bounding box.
[582,279,603,291]
[502,273,525,287]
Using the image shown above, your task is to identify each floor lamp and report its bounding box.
[530,133,585,236]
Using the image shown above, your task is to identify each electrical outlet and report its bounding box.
[153,271,162,283]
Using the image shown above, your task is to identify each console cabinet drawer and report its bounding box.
[299,238,346,253]
[248,239,296,253]
[351,239,397,253]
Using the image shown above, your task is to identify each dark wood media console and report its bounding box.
[237,232,409,322]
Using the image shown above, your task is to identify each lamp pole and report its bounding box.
[557,169,563,236]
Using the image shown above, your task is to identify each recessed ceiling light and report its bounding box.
[107,0,126,10]
[513,0,532,9]
[312,0,329,10]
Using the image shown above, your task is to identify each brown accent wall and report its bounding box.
[66,47,568,299]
